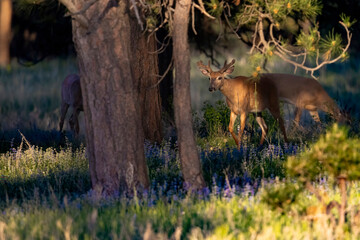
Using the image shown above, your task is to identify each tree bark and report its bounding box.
[0,0,12,67]
[70,0,150,194]
[173,0,205,189]
[132,29,162,144]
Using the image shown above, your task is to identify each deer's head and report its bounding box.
[197,59,235,92]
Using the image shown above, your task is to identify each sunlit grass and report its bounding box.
[3,133,360,239]
[1,145,360,239]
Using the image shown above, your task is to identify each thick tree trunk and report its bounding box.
[132,30,162,144]
[71,0,150,194]
[0,0,12,67]
[173,0,205,189]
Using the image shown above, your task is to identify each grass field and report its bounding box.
[1,56,360,239]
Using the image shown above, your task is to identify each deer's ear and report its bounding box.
[224,66,234,75]
[200,69,210,76]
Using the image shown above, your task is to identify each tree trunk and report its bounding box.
[173,0,205,189]
[0,0,12,67]
[71,0,150,194]
[132,30,162,144]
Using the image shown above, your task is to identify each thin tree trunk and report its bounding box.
[0,0,12,67]
[173,0,205,189]
[71,0,149,195]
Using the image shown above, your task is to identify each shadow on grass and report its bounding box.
[0,128,85,153]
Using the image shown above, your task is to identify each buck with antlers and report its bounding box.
[261,73,345,126]
[197,59,288,147]
[59,74,83,136]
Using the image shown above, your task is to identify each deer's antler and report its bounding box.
[220,59,235,73]
[197,60,213,73]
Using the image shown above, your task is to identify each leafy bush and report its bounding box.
[200,100,230,137]
[288,124,360,181]
[263,124,360,227]
[260,179,302,213]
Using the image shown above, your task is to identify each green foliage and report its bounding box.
[201,100,230,137]
[248,52,264,77]
[143,0,162,31]
[320,29,344,60]
[287,124,360,181]
[340,13,357,28]
[292,0,322,18]
[295,27,319,55]
[261,179,302,212]
[263,123,360,227]
[234,0,322,26]
[205,0,224,18]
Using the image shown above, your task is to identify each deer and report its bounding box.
[59,74,83,136]
[197,59,288,148]
[260,73,345,126]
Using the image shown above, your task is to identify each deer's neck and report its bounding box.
[219,78,237,98]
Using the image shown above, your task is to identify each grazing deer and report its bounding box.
[261,73,345,126]
[59,74,83,136]
[197,59,288,147]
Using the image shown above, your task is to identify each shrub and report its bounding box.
[263,124,360,227]
[200,100,230,137]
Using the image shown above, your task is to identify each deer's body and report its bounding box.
[221,76,279,114]
[263,73,343,124]
[197,59,288,147]
[59,74,83,136]
[222,75,288,146]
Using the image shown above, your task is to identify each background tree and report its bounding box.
[57,0,211,191]
[58,0,155,194]
[173,0,206,188]
[0,0,12,67]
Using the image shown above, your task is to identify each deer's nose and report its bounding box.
[209,87,215,92]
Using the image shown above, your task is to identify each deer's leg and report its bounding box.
[309,110,321,123]
[293,107,302,127]
[228,111,239,146]
[73,108,81,136]
[269,105,288,143]
[59,102,69,132]
[255,113,268,145]
[69,113,75,133]
[69,108,81,136]
[238,112,247,148]
[278,115,288,143]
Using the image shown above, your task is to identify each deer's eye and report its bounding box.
[216,76,222,81]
